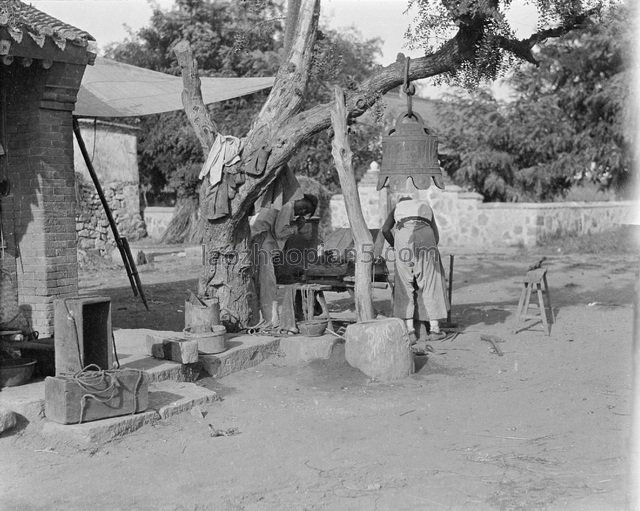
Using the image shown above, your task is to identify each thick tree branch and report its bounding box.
[496,6,600,65]
[233,32,467,216]
[174,40,217,154]
[254,0,320,128]
[330,85,374,322]
[283,0,302,57]
[233,2,600,221]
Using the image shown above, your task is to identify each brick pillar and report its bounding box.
[1,61,85,337]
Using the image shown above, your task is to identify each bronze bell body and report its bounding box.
[377,112,445,191]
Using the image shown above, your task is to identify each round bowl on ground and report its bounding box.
[0,358,37,387]
[297,319,328,337]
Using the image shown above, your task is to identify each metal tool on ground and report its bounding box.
[440,254,458,330]
[480,335,504,356]
[513,267,554,335]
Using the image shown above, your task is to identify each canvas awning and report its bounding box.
[74,57,275,118]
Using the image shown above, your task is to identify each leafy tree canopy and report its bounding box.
[406,0,615,88]
[436,3,630,202]
[104,0,384,202]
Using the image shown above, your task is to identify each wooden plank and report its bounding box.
[45,370,149,425]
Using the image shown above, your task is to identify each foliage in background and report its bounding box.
[436,3,630,202]
[105,0,384,203]
[287,26,384,190]
[406,0,612,89]
[105,0,282,206]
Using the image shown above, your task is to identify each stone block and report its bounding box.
[0,405,17,434]
[146,335,199,364]
[345,318,414,381]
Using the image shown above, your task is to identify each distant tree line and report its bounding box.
[105,0,383,207]
[437,3,630,202]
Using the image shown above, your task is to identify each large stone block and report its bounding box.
[345,318,414,381]
[0,405,18,434]
[146,335,199,364]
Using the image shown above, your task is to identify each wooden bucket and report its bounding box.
[184,325,227,354]
[185,297,220,333]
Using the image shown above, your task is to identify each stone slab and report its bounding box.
[199,335,280,378]
[41,380,217,445]
[116,329,201,382]
[277,335,340,365]
[0,330,275,428]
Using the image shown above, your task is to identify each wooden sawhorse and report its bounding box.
[513,268,554,335]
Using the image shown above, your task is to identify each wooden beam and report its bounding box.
[330,85,374,322]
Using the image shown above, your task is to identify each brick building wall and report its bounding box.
[0,61,85,336]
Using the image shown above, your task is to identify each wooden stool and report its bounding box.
[291,283,334,331]
[513,268,554,335]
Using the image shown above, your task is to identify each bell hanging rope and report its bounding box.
[377,57,445,191]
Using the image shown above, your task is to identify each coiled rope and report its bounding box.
[72,364,144,424]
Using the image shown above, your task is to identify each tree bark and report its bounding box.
[283,0,302,58]
[330,86,375,322]
[173,41,217,152]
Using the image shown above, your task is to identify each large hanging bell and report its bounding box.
[377,111,445,191]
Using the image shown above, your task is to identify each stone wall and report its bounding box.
[330,171,636,248]
[73,120,146,255]
[76,179,146,253]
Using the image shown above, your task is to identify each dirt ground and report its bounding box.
[0,244,637,511]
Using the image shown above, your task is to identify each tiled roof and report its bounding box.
[0,0,95,50]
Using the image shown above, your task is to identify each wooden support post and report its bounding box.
[330,86,374,322]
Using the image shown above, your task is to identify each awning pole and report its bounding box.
[72,117,149,311]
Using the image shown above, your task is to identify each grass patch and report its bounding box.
[538,225,637,254]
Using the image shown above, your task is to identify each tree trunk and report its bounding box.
[198,215,256,332]
[330,86,375,322]
[173,0,320,329]
[174,40,258,330]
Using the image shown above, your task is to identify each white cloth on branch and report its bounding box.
[199,134,243,186]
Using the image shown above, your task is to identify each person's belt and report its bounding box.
[396,216,432,230]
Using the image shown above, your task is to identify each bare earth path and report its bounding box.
[1,247,636,510]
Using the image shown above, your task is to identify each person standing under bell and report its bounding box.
[381,196,449,341]
[251,194,318,328]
